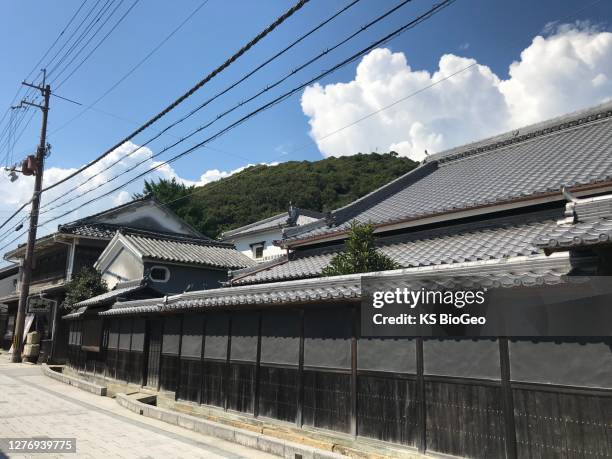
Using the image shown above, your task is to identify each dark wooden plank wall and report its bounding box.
[227,363,256,413]
[160,355,179,392]
[357,373,418,445]
[425,380,506,458]
[73,311,612,459]
[258,365,299,422]
[178,359,201,403]
[302,370,352,433]
[202,360,226,407]
[513,387,612,458]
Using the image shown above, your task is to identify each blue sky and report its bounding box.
[0,0,611,256]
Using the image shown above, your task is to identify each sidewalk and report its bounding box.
[0,357,276,458]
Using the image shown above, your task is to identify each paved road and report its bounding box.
[0,360,276,459]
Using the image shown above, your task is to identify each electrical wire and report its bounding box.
[0,0,310,235]
[23,0,89,83]
[41,0,369,212]
[54,0,141,90]
[40,0,310,195]
[48,0,124,84]
[50,0,211,135]
[45,0,112,79]
[33,0,455,228]
[0,0,101,148]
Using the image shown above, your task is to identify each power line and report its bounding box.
[0,76,40,148]
[45,0,113,79]
[289,63,479,155]
[0,146,266,255]
[50,0,210,135]
[0,0,100,148]
[32,0,455,229]
[40,0,310,196]
[41,0,367,212]
[23,0,89,83]
[1,103,39,166]
[1,1,132,161]
[45,0,111,79]
[54,0,141,90]
[0,0,310,234]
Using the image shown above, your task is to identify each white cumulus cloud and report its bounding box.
[0,141,270,259]
[301,23,612,161]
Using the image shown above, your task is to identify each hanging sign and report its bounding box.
[27,296,57,314]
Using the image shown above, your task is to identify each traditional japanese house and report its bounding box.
[0,264,19,349]
[2,196,253,361]
[63,102,612,458]
[220,205,322,262]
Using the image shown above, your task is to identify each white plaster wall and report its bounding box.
[97,201,199,236]
[231,229,285,262]
[100,247,144,289]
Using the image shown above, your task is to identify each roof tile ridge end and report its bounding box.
[291,160,439,239]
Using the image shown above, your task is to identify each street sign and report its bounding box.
[26,296,57,314]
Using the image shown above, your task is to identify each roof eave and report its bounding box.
[98,251,573,316]
[283,181,612,249]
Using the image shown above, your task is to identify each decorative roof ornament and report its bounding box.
[287,201,299,226]
[325,210,336,227]
[560,186,578,224]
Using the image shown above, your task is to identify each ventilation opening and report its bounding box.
[150,266,170,282]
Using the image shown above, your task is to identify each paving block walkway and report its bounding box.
[0,358,277,459]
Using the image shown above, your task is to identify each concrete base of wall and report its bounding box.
[117,392,349,459]
[42,365,107,396]
[117,393,425,459]
[52,366,426,459]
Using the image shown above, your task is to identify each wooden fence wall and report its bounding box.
[66,304,612,459]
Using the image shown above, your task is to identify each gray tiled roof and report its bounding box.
[72,279,152,308]
[284,102,612,245]
[59,223,119,239]
[221,208,323,239]
[62,306,87,320]
[538,219,612,249]
[222,213,290,238]
[97,254,572,316]
[233,213,560,285]
[537,195,612,250]
[124,233,256,269]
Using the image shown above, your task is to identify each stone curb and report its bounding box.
[115,393,346,459]
[41,364,107,396]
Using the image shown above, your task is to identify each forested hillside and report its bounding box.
[138,152,417,238]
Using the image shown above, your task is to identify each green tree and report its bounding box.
[135,153,417,238]
[64,267,108,309]
[322,221,401,276]
[133,177,194,203]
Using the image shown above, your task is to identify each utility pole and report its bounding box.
[11,70,51,363]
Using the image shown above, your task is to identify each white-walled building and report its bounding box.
[220,206,323,262]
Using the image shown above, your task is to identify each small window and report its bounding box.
[150,266,170,282]
[251,243,264,259]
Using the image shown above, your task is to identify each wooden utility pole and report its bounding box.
[11,72,51,363]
